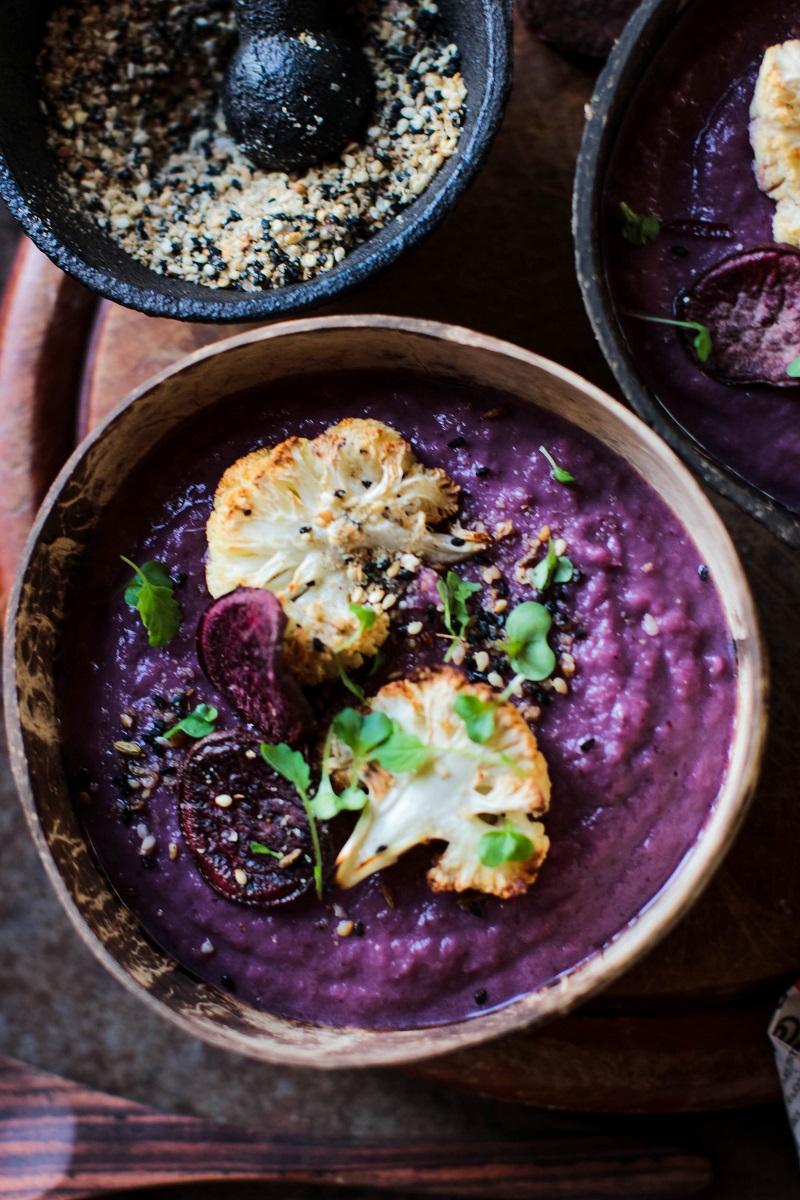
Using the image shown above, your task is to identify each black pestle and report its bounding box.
[222,0,374,174]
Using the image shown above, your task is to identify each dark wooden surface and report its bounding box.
[0,14,799,1196]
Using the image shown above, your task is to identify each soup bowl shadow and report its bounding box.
[0,0,511,322]
[3,315,767,1067]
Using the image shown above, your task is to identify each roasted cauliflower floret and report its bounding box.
[332,667,550,899]
[206,419,489,684]
[750,40,800,247]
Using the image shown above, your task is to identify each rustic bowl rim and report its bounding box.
[0,0,512,324]
[3,314,767,1068]
[572,0,800,547]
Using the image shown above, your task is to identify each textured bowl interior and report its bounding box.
[4,317,766,1068]
[0,0,511,321]
[573,0,800,546]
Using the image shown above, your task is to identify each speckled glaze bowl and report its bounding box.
[4,317,766,1068]
[0,0,511,322]
[573,0,800,546]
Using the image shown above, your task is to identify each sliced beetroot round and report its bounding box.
[679,245,800,387]
[517,0,639,59]
[198,588,312,745]
[179,729,315,906]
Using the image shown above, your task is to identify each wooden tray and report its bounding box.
[1,20,797,1113]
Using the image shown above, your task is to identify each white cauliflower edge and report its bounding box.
[750,39,800,246]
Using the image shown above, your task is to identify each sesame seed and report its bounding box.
[114,741,142,756]
[200,938,215,955]
[381,593,397,610]
[451,643,466,666]
[474,650,490,673]
[168,841,178,860]
[406,620,423,635]
[234,868,248,886]
[553,538,567,557]
[215,794,233,808]
[140,835,156,855]
[642,613,659,637]
[337,920,355,938]
[552,677,569,695]
[487,671,504,689]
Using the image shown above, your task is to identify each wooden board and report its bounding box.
[1,18,796,1112]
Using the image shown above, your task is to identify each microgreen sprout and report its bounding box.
[788,355,800,378]
[623,312,712,362]
[166,702,218,740]
[250,840,282,859]
[334,602,380,701]
[478,819,535,868]
[121,556,182,648]
[437,570,482,662]
[499,601,556,682]
[619,201,661,246]
[539,446,576,485]
[260,743,323,898]
[531,538,573,592]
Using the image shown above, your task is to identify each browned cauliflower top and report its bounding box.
[206,418,489,684]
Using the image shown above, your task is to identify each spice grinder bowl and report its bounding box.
[0,0,511,323]
[573,0,800,546]
[4,315,766,1068]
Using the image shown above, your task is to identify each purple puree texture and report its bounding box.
[603,0,800,513]
[58,373,735,1029]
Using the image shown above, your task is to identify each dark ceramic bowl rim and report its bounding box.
[0,1,512,323]
[3,315,767,1067]
[572,0,800,547]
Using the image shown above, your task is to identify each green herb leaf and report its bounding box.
[502,601,556,682]
[479,819,535,868]
[336,657,366,702]
[333,708,393,761]
[531,538,574,592]
[623,313,713,363]
[619,201,661,246]
[310,774,368,820]
[250,840,282,859]
[261,742,322,898]
[166,702,218,740]
[367,648,385,678]
[788,355,800,378]
[370,723,431,774]
[261,743,312,795]
[539,446,576,485]
[121,556,182,648]
[454,692,497,745]
[349,602,377,635]
[437,570,482,662]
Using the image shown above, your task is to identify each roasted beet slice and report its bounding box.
[517,0,639,59]
[179,729,315,906]
[198,588,311,744]
[679,245,800,386]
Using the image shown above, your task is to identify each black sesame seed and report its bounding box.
[334,489,346,498]
[312,637,324,652]
[376,844,388,853]
[475,466,491,478]
[468,900,483,917]
[140,855,156,870]
[299,525,311,534]
[495,579,508,598]
[221,974,236,992]
[151,693,167,709]
[354,920,365,937]
[173,572,187,587]
[698,564,710,581]
[448,435,465,448]
[580,737,596,752]
[474,988,488,1005]
[451,536,465,547]
[671,244,689,257]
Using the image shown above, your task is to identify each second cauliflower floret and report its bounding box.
[206,419,489,684]
[331,667,551,899]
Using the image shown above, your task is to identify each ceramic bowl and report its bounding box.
[574,0,800,546]
[0,0,511,322]
[4,316,766,1067]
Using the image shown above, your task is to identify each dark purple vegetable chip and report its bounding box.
[680,245,800,386]
[198,588,312,745]
[179,729,315,906]
[517,0,639,59]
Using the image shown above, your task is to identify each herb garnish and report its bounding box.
[166,703,218,740]
[335,603,379,701]
[453,692,497,745]
[312,709,394,819]
[531,538,574,592]
[500,601,556,682]
[788,355,800,378]
[479,819,535,868]
[619,201,661,246]
[250,840,282,859]
[260,743,323,898]
[121,557,182,648]
[437,570,482,662]
[539,446,576,485]
[623,312,712,363]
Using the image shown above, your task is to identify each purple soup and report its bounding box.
[58,373,735,1029]
[603,0,800,513]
